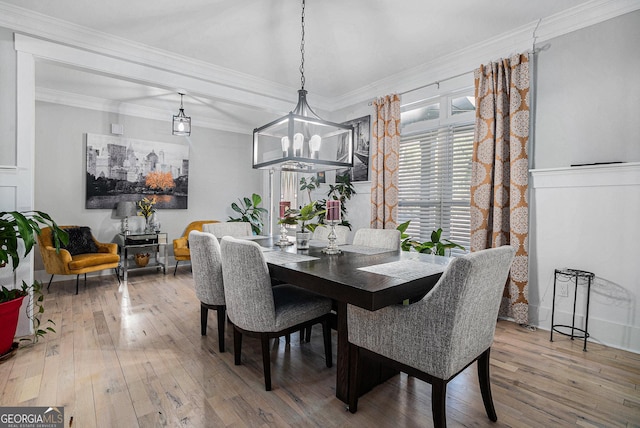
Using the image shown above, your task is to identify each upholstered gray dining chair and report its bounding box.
[312,224,350,245]
[352,228,401,250]
[220,236,334,391]
[347,245,515,427]
[203,221,252,237]
[189,230,226,352]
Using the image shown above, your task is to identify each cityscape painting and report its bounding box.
[85,133,189,209]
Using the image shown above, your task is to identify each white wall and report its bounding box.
[533,10,640,168]
[33,102,261,279]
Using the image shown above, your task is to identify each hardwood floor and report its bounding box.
[1,270,639,427]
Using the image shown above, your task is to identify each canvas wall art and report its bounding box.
[336,115,371,182]
[85,133,189,209]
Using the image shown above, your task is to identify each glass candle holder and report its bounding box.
[321,220,341,254]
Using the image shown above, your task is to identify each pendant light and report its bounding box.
[172,93,191,136]
[252,0,354,172]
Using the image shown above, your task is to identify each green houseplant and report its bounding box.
[228,193,268,235]
[299,176,320,204]
[0,211,67,356]
[316,174,356,230]
[397,220,465,256]
[278,202,325,249]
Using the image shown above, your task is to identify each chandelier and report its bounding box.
[172,93,191,136]
[252,0,354,172]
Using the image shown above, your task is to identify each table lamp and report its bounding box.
[116,201,137,234]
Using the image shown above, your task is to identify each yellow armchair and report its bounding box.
[37,226,120,294]
[173,220,220,275]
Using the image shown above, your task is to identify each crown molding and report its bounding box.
[36,88,251,135]
[0,1,333,112]
[2,0,638,114]
[329,0,640,110]
[15,34,300,117]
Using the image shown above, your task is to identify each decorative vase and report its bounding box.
[296,231,311,250]
[144,214,154,233]
[0,295,25,355]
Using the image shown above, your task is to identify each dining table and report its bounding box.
[246,235,451,403]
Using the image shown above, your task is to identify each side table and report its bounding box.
[549,268,594,351]
[116,232,168,281]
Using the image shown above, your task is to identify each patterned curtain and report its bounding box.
[470,53,530,324]
[370,94,401,229]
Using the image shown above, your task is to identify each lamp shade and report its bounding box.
[253,90,354,172]
[116,201,137,218]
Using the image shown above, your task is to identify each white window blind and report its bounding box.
[398,122,474,255]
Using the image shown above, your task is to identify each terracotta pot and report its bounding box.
[0,295,25,355]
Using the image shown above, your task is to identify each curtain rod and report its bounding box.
[368,16,542,107]
[367,69,474,106]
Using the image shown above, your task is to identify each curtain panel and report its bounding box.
[470,53,530,324]
[370,94,401,229]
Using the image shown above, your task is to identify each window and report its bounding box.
[398,90,475,255]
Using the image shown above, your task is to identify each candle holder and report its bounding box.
[322,220,341,254]
[275,223,293,246]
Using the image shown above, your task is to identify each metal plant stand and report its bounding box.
[550,268,594,351]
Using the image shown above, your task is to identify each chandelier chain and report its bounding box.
[300,0,305,90]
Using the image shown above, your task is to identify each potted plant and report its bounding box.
[228,193,268,235]
[278,202,325,249]
[397,221,465,256]
[0,211,67,357]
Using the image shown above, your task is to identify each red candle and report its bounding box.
[279,201,290,219]
[327,200,341,221]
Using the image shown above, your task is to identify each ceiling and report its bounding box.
[1,0,608,133]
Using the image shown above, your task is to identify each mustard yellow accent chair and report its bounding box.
[173,220,220,275]
[37,226,120,294]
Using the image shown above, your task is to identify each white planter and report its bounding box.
[296,231,311,250]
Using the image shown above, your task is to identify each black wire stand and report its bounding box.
[549,268,594,351]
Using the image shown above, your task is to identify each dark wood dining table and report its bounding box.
[250,236,450,403]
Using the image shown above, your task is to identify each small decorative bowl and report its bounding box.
[134,253,150,267]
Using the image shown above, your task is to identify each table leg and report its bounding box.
[334,301,399,404]
[335,301,349,403]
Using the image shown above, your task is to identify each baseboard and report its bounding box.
[529,303,640,354]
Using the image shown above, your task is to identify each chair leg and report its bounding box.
[431,378,447,428]
[114,268,121,284]
[200,304,208,336]
[47,274,54,291]
[217,307,226,353]
[233,327,242,366]
[305,326,312,342]
[322,318,332,368]
[478,348,497,422]
[173,261,180,276]
[347,344,361,413]
[260,334,272,391]
[75,275,80,295]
